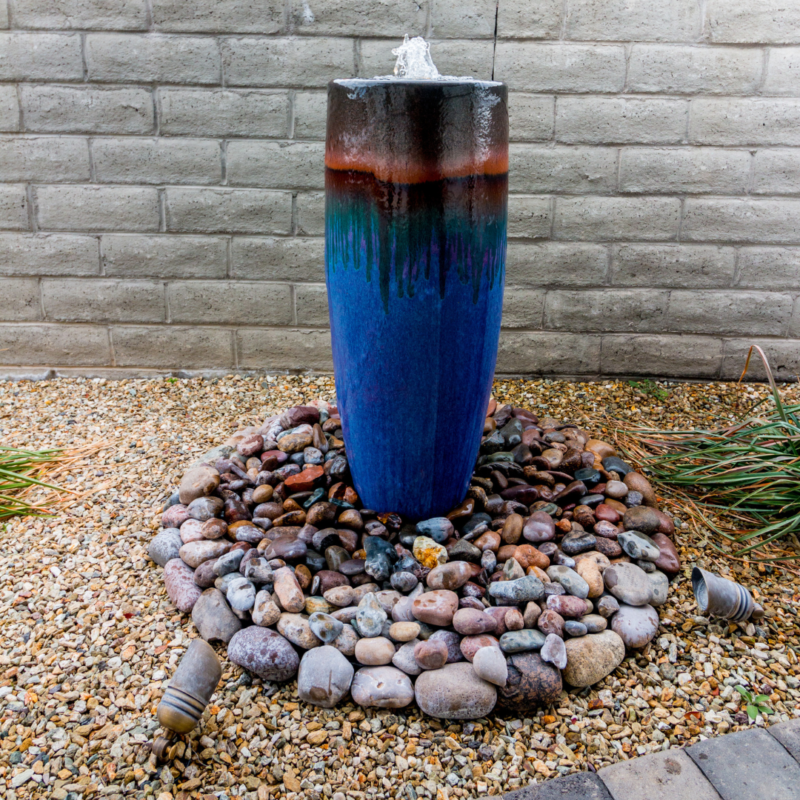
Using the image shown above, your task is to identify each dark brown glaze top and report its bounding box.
[326,79,508,184]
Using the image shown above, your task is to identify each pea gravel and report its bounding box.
[1,375,798,800]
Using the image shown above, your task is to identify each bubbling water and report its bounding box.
[392,35,441,80]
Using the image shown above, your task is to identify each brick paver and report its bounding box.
[503,771,613,800]
[767,718,800,763]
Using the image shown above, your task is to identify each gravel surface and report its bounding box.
[1,375,799,800]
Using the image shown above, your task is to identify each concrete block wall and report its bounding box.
[0,0,799,380]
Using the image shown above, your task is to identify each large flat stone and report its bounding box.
[687,728,800,800]
[503,772,612,800]
[599,749,719,800]
[768,718,800,763]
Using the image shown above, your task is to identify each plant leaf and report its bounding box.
[746,704,759,720]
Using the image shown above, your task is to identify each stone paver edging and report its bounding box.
[503,719,800,800]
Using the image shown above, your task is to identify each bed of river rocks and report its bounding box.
[149,399,681,720]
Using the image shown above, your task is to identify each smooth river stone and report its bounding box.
[415,662,497,720]
[187,495,223,521]
[179,518,205,544]
[651,533,680,574]
[412,590,458,626]
[488,575,545,603]
[226,577,256,611]
[603,562,653,606]
[472,645,508,687]
[412,536,448,569]
[331,625,359,658]
[647,570,669,606]
[350,666,415,709]
[162,504,190,529]
[297,646,354,708]
[416,517,454,543]
[273,566,305,613]
[429,629,464,663]
[164,558,202,612]
[460,635,500,662]
[355,636,395,666]
[500,629,546,653]
[191,587,241,643]
[389,621,420,642]
[357,592,387,637]
[391,596,416,622]
[252,590,281,627]
[618,530,660,561]
[522,511,555,543]
[563,631,625,688]
[323,585,355,607]
[623,472,657,506]
[277,613,322,649]
[540,633,567,669]
[426,561,474,590]
[546,565,589,599]
[453,608,497,635]
[611,604,659,648]
[178,465,220,505]
[546,595,592,619]
[228,626,299,681]
[537,609,565,638]
[597,593,620,618]
[392,640,423,676]
[308,611,343,643]
[622,506,661,535]
[149,529,183,566]
[498,652,562,711]
[179,539,232,568]
[581,614,608,633]
[414,639,448,670]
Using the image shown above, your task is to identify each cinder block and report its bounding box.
[495,43,626,92]
[763,48,800,95]
[359,39,494,81]
[668,290,793,335]
[753,150,800,195]
[544,289,669,332]
[501,288,545,329]
[508,196,552,239]
[612,244,735,288]
[0,85,18,132]
[231,236,324,282]
[165,188,292,234]
[295,283,329,327]
[295,192,325,236]
[736,247,800,289]
[290,0,427,36]
[293,91,327,140]
[36,186,159,233]
[0,136,90,182]
[690,99,800,146]
[683,199,800,243]
[227,141,324,189]
[496,330,601,375]
[85,34,221,84]
[0,33,83,80]
[151,0,284,33]
[222,37,355,87]
[792,300,800,339]
[0,234,100,276]
[554,197,681,241]
[602,334,723,378]
[237,327,332,370]
[496,0,562,39]
[565,0,701,41]
[167,280,292,325]
[628,45,763,94]
[707,0,800,44]
[506,243,609,286]
[509,94,555,142]
[158,89,289,138]
[619,148,751,194]
[14,0,148,30]
[113,325,235,368]
[42,278,165,322]
[0,184,29,231]
[510,145,617,193]
[92,138,222,185]
[431,0,499,38]
[556,98,687,144]
[0,0,8,27]
[0,278,40,321]
[721,338,800,381]
[0,323,111,365]
[21,86,154,135]
[102,234,227,279]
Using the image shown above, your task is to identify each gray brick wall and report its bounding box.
[0,0,799,379]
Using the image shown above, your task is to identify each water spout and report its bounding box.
[392,35,441,80]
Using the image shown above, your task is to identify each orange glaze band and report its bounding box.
[324,148,509,185]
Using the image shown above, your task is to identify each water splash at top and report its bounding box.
[392,35,441,80]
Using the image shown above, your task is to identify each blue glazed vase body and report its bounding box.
[325,79,508,519]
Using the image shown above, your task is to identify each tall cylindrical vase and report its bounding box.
[325,79,508,520]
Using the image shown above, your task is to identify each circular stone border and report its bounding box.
[149,399,680,719]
